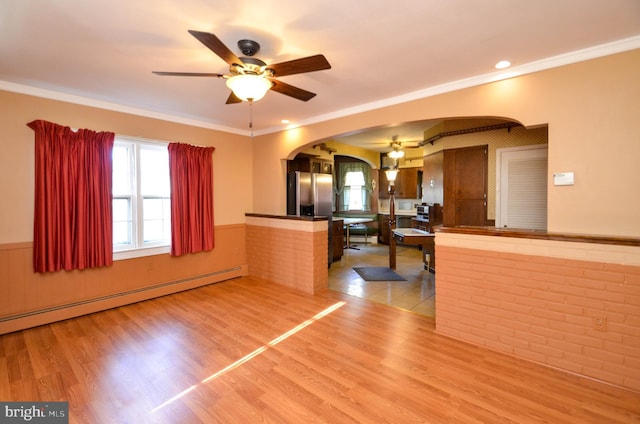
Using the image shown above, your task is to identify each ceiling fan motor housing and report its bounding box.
[238,39,260,56]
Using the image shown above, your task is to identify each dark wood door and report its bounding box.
[443,145,487,226]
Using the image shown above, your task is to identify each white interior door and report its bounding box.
[496,145,548,230]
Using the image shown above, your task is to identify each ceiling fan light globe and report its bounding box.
[388,150,405,159]
[226,75,272,101]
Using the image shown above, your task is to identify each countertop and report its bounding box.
[378,211,417,216]
[245,213,329,221]
[435,225,640,246]
[392,227,433,237]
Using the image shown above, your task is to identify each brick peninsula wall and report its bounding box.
[434,227,640,392]
[245,214,329,295]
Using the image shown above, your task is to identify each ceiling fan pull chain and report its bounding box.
[249,99,254,139]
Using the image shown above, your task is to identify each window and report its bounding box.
[338,161,372,212]
[344,171,365,210]
[113,138,171,258]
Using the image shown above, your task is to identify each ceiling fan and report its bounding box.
[385,135,422,158]
[153,30,331,104]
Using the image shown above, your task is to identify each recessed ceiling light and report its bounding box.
[495,60,511,70]
[281,119,290,124]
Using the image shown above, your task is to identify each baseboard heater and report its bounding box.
[0,266,242,323]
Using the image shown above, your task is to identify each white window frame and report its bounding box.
[113,137,171,260]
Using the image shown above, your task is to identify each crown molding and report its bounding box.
[257,35,640,136]
[0,80,248,136]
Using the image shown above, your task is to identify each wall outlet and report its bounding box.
[593,314,607,332]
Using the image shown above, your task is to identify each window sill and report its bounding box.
[114,245,171,261]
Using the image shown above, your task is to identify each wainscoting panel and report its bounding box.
[0,224,248,334]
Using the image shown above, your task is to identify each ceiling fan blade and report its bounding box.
[266,54,331,77]
[269,79,316,101]
[152,71,223,77]
[225,91,243,104]
[188,30,244,66]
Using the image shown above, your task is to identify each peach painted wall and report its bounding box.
[251,50,640,238]
[0,90,252,242]
[434,231,640,392]
[0,90,251,333]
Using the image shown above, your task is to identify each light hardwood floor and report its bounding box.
[1,272,639,422]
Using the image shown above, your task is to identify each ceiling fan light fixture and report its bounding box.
[388,149,405,159]
[226,74,272,101]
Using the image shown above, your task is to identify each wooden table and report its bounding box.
[343,217,373,250]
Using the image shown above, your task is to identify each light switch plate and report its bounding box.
[553,172,574,186]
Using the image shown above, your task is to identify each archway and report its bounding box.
[282,116,548,319]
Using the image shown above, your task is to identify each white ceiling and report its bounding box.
[1,0,639,151]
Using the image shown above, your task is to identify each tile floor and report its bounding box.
[328,241,435,318]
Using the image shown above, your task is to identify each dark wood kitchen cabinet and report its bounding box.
[378,214,390,244]
[379,167,421,199]
[397,168,419,198]
[377,214,414,244]
[332,218,344,261]
[421,235,436,273]
[379,174,389,199]
[287,155,333,175]
[423,151,444,205]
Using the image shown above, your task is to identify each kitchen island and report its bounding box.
[378,212,416,244]
[392,227,435,272]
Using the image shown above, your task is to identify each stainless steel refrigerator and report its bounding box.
[287,171,334,265]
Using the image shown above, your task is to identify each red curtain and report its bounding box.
[28,120,115,273]
[168,143,215,256]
